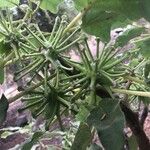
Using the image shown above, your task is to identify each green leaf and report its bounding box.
[137,38,150,59]
[138,96,150,105]
[139,0,150,22]
[0,41,11,55]
[115,27,145,47]
[74,0,90,11]
[44,90,59,130]
[82,10,121,42]
[97,71,114,86]
[128,135,138,150]
[129,58,139,68]
[71,123,92,150]
[76,0,149,19]
[76,105,90,122]
[89,143,103,150]
[0,57,4,84]
[79,0,150,42]
[0,94,9,125]
[0,65,4,84]
[21,131,43,150]
[40,0,63,14]
[45,90,59,120]
[27,37,41,49]
[138,62,150,104]
[0,0,19,7]
[144,61,150,79]
[87,98,125,150]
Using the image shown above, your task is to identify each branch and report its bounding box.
[124,75,146,86]
[111,88,150,98]
[120,102,150,150]
[140,106,149,128]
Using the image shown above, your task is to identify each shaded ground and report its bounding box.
[0,133,28,150]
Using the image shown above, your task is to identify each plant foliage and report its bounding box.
[0,0,150,149]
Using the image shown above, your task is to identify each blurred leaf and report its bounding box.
[74,0,90,11]
[138,96,150,105]
[137,38,150,59]
[129,58,139,68]
[75,0,146,20]
[0,63,4,84]
[97,72,114,86]
[45,101,59,131]
[76,105,90,122]
[27,37,41,49]
[140,0,150,22]
[0,94,9,125]
[44,90,59,130]
[143,60,150,88]
[144,61,150,79]
[128,135,138,150]
[115,27,145,47]
[82,10,121,42]
[45,90,59,120]
[71,123,92,150]
[89,143,103,150]
[0,0,19,7]
[40,0,63,14]
[76,0,150,42]
[21,131,43,150]
[0,41,11,55]
[87,98,125,150]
